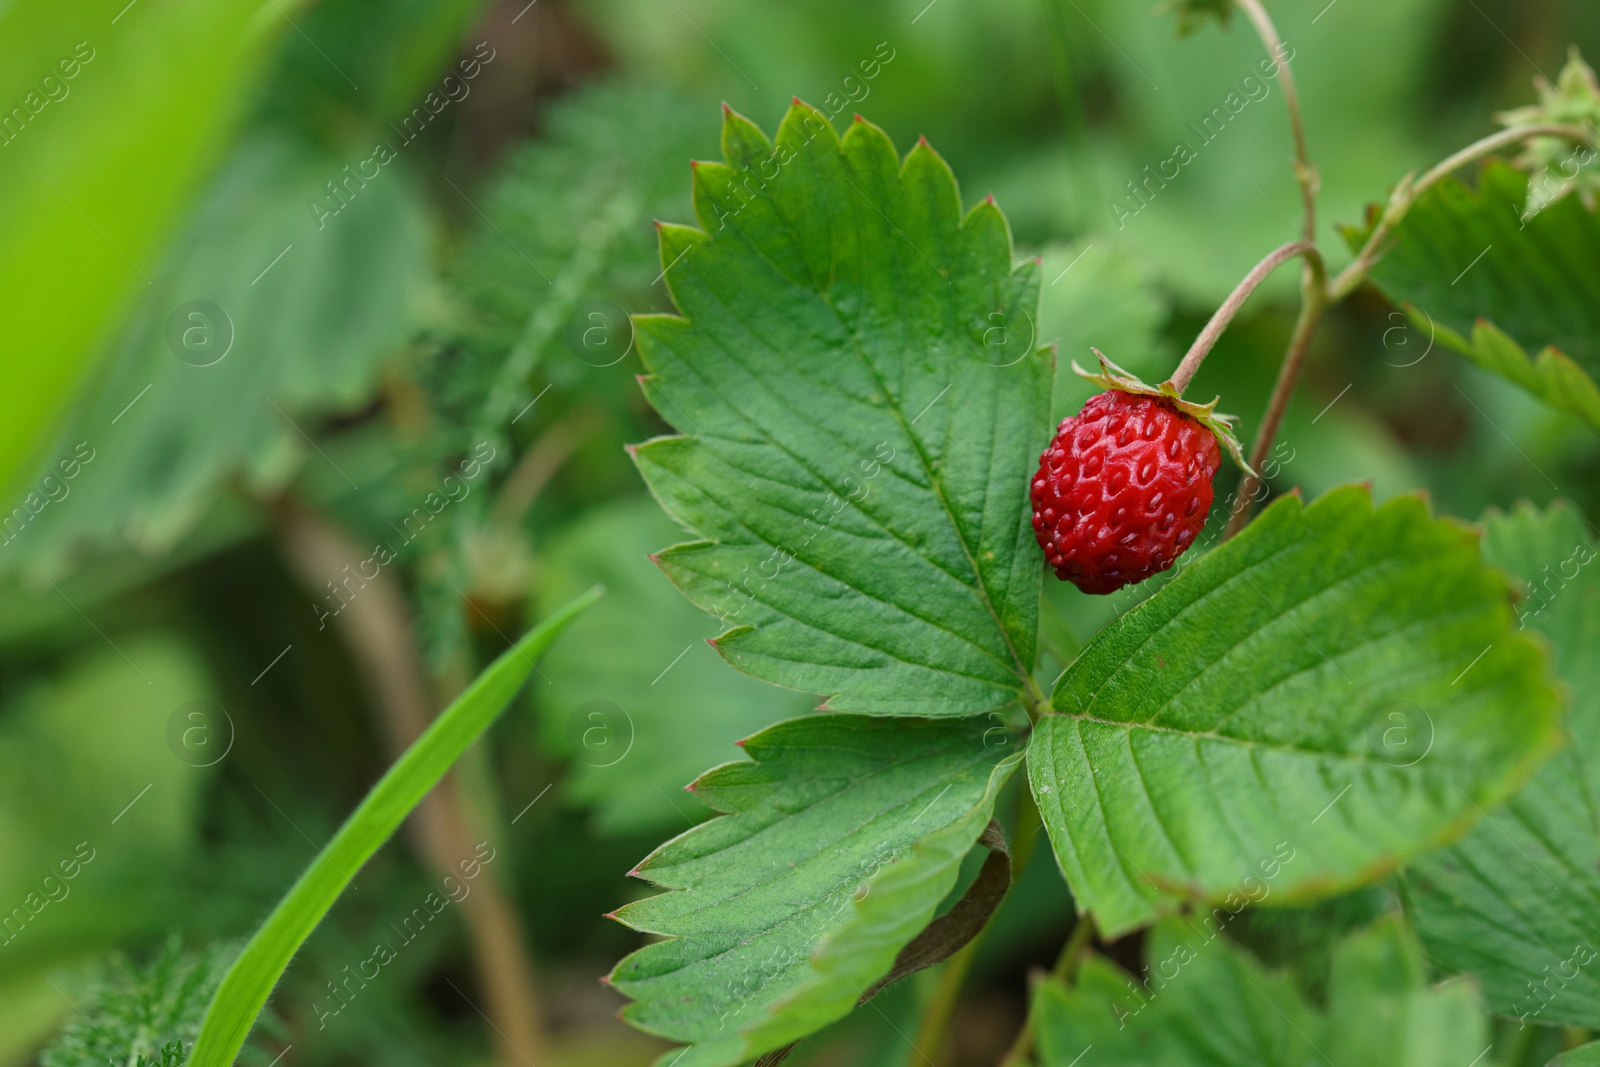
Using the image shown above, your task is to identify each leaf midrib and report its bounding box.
[830,291,1034,690]
[711,148,1037,694]
[1070,534,1471,727]
[655,286,1022,682]
[1053,711,1464,767]
[639,764,983,933]
[675,177,1036,694]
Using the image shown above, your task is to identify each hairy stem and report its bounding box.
[273,498,551,1067]
[1415,121,1595,202]
[1330,121,1597,301]
[489,404,605,531]
[998,917,1097,1067]
[1198,0,1331,542]
[912,939,982,1064]
[912,784,1040,1063]
[1234,0,1317,241]
[1169,241,1313,393]
[1050,914,1097,982]
[1220,124,1596,535]
[1022,673,1052,723]
[1223,263,1329,538]
[1011,777,1043,886]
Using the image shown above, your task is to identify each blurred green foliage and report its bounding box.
[0,0,304,505]
[2,0,1599,1064]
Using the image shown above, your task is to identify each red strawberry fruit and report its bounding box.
[1031,389,1223,595]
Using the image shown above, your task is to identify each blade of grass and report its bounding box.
[187,585,604,1066]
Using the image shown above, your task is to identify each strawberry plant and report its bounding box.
[13,2,1600,1066]
[592,11,1598,1067]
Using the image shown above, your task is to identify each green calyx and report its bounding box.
[1075,349,1256,475]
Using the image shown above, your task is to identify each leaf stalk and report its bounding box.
[997,916,1097,1066]
[1234,0,1318,243]
[1225,260,1329,537]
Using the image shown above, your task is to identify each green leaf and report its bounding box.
[1030,485,1561,937]
[1355,162,1600,431]
[534,497,815,834]
[40,939,240,1067]
[631,102,1051,717]
[608,715,1021,1067]
[1036,917,1317,1066]
[1323,916,1491,1067]
[1402,502,1600,1028]
[1035,915,1492,1066]
[435,83,713,464]
[186,588,600,1067]
[0,0,299,500]
[5,133,430,568]
[1552,1043,1600,1066]
[0,635,217,1062]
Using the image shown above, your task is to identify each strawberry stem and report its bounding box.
[1168,240,1314,394]
[1225,260,1330,538]
[1234,0,1318,243]
[1329,121,1598,302]
[1212,0,1331,537]
[1200,5,1595,542]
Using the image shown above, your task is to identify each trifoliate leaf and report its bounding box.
[608,715,1021,1067]
[1036,915,1492,1066]
[1402,502,1600,1029]
[1029,485,1560,937]
[1350,162,1600,432]
[632,102,1051,717]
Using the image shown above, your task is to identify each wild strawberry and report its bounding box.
[1031,389,1222,595]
